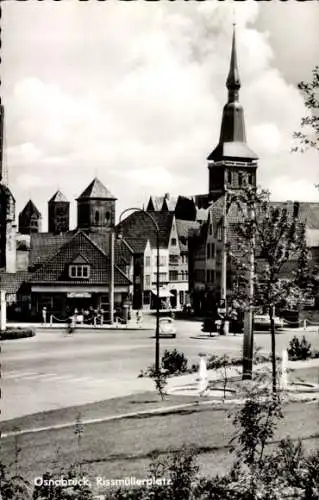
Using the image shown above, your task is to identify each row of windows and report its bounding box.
[226,170,254,186]
[145,255,188,267]
[145,270,188,286]
[194,269,222,283]
[69,265,90,279]
[169,270,189,281]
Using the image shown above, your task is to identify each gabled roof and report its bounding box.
[19,200,41,218]
[176,219,200,251]
[29,230,133,268]
[146,196,165,211]
[162,195,178,212]
[116,211,174,253]
[29,232,76,268]
[49,190,68,203]
[30,231,130,285]
[0,271,31,295]
[77,177,116,200]
[0,183,15,202]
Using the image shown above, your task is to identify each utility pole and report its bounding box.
[109,230,114,325]
[243,198,255,380]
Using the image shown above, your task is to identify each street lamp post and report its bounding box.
[109,230,115,326]
[119,208,160,373]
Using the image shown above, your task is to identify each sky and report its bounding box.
[2,0,319,231]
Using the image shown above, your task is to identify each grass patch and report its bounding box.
[288,366,319,385]
[0,391,198,434]
[0,400,318,491]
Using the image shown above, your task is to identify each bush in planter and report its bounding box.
[287,335,312,361]
[0,328,35,340]
[161,349,188,375]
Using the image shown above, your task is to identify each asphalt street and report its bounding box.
[1,319,319,421]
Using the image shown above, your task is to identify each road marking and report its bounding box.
[2,370,110,385]
[2,371,40,379]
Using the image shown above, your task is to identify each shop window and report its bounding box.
[69,264,90,279]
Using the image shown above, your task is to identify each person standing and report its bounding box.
[42,306,47,326]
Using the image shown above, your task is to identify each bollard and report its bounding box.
[50,315,53,327]
[0,290,6,331]
[303,319,307,330]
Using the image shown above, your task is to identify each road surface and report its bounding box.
[1,320,318,420]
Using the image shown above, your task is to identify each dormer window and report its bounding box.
[69,264,90,279]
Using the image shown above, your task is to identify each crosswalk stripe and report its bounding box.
[2,371,109,384]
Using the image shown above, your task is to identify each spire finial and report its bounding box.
[226,23,241,102]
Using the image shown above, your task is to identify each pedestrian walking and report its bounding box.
[136,309,142,328]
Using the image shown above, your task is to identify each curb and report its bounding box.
[1,402,199,438]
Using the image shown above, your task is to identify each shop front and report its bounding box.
[30,284,130,322]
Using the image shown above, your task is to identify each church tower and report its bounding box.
[76,177,116,232]
[18,200,42,235]
[0,104,16,273]
[207,26,258,201]
[48,190,70,234]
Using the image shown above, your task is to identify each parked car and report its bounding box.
[254,314,285,331]
[159,317,176,338]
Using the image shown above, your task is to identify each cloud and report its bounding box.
[2,1,318,230]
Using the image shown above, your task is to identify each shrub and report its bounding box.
[161,349,188,375]
[287,335,312,360]
[0,328,35,340]
[147,365,168,400]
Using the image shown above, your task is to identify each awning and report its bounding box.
[151,289,173,298]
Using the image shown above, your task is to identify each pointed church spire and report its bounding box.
[207,26,258,162]
[226,24,241,103]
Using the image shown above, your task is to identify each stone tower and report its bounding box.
[18,200,42,235]
[48,190,70,234]
[76,177,116,231]
[207,26,258,201]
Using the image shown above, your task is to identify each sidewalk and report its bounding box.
[7,320,153,331]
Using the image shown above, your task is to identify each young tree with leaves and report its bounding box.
[293,65,319,152]
[229,185,311,392]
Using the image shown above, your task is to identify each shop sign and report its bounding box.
[67,292,92,298]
